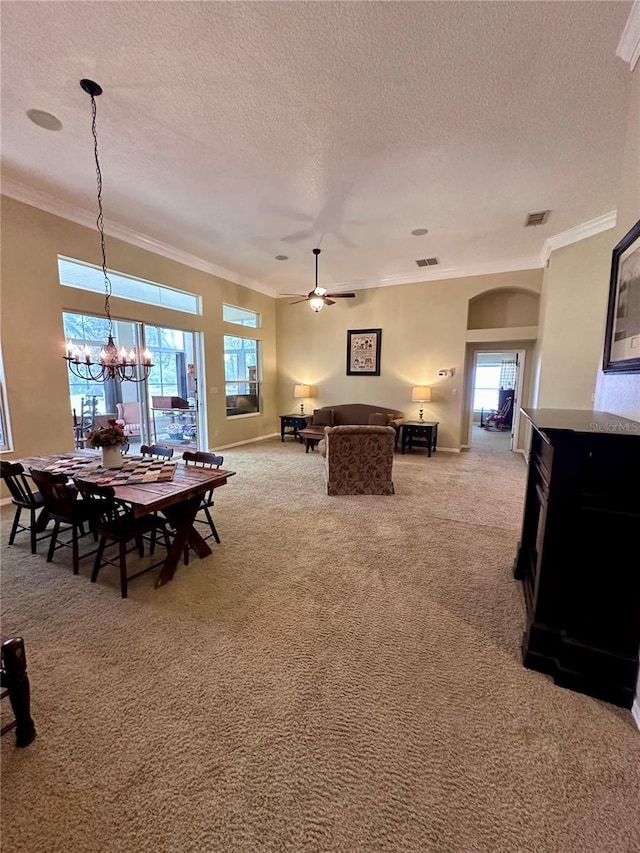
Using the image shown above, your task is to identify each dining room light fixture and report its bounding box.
[63,79,152,383]
[411,385,432,421]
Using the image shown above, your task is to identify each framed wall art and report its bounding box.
[603,219,640,373]
[346,328,382,376]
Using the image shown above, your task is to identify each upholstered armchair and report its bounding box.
[115,402,142,437]
[320,425,396,496]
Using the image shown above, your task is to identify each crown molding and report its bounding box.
[1,177,276,297]
[617,0,640,70]
[540,210,617,264]
[2,177,620,300]
[278,256,543,296]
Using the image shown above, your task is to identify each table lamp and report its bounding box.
[411,386,431,422]
[294,384,311,414]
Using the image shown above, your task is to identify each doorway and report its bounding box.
[467,349,524,452]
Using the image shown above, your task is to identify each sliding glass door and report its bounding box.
[63,313,206,451]
[145,325,204,452]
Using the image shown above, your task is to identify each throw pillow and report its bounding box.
[368,412,390,426]
[312,408,334,427]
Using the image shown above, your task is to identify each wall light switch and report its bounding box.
[209,386,219,394]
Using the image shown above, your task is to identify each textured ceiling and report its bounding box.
[0,1,633,295]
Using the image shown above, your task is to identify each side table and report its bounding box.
[280,413,309,442]
[401,421,439,456]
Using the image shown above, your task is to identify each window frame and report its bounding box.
[222,304,261,328]
[58,256,201,316]
[223,333,262,418]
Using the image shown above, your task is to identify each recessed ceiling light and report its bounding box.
[411,228,428,236]
[275,255,289,261]
[27,109,63,131]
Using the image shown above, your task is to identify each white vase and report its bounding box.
[101,445,124,469]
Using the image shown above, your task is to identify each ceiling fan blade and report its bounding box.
[326,292,356,298]
[324,298,336,306]
[289,298,309,305]
[281,228,316,244]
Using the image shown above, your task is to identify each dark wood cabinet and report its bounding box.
[514,408,640,708]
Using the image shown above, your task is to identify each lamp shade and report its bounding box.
[411,386,432,402]
[294,384,311,398]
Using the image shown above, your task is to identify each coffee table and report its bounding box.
[298,428,324,453]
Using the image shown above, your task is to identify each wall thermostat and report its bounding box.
[438,368,455,378]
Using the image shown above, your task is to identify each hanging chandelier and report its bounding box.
[63,79,152,383]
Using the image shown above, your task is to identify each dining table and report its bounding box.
[16,450,236,587]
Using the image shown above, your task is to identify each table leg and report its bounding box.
[156,496,210,587]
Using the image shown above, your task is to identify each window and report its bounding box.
[58,257,201,315]
[473,365,501,412]
[224,335,260,416]
[223,304,260,328]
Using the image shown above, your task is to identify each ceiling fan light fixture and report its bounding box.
[309,295,325,312]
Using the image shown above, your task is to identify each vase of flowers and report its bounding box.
[86,419,127,469]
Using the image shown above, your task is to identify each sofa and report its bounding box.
[302,403,404,447]
[320,425,396,495]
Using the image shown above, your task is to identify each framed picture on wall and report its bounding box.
[346,328,382,376]
[603,218,640,373]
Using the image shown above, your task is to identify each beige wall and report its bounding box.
[276,269,542,450]
[0,196,278,461]
[535,229,613,409]
[595,62,640,420]
[535,63,639,420]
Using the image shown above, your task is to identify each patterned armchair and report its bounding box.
[115,402,142,437]
[320,425,396,496]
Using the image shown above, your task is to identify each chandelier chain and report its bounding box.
[90,92,113,338]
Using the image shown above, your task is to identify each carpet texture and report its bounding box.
[1,439,639,853]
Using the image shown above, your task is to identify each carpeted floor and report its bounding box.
[1,439,639,853]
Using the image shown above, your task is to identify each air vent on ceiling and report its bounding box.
[416,257,439,267]
[525,210,550,226]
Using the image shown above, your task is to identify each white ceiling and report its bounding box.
[0,1,633,296]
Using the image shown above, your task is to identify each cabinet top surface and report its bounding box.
[522,407,640,436]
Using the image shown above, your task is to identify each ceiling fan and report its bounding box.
[283,249,355,312]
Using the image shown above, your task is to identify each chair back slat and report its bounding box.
[182,452,223,505]
[140,444,174,460]
[29,469,78,519]
[182,451,223,469]
[0,462,38,507]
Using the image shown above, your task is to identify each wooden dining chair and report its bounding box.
[182,451,224,545]
[73,478,172,598]
[140,444,174,460]
[0,462,49,555]
[28,469,95,574]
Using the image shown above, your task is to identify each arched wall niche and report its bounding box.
[467,287,540,330]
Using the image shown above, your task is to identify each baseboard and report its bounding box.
[213,432,279,451]
[632,697,640,731]
[0,496,13,507]
[435,447,461,453]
